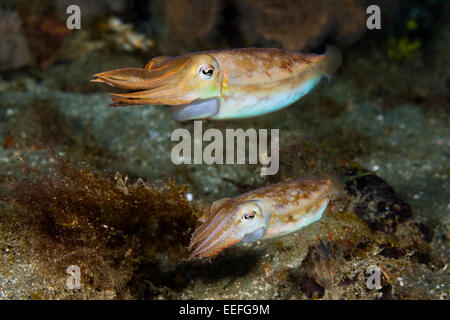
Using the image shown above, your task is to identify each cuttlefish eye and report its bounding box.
[198,65,215,80]
[242,210,257,220]
[237,202,269,244]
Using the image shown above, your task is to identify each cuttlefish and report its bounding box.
[189,178,341,258]
[91,46,342,121]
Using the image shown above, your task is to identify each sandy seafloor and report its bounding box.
[0,1,448,300]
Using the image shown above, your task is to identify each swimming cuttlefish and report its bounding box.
[91,46,342,121]
[189,178,341,258]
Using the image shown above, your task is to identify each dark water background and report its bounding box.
[0,0,448,299]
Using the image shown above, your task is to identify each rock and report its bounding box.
[153,0,222,52]
[344,168,412,233]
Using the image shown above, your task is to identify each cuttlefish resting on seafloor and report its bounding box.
[91,46,342,121]
[189,178,341,259]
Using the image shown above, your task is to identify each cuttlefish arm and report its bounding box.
[91,46,342,121]
[189,178,342,258]
[91,54,223,120]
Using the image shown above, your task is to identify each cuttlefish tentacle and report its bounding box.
[189,178,342,259]
[91,46,342,121]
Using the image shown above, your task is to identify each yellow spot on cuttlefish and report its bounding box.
[222,75,229,92]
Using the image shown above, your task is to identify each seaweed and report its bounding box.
[0,154,202,297]
[387,19,422,62]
